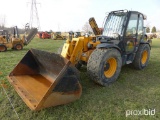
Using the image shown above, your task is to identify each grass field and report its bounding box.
[0,38,160,120]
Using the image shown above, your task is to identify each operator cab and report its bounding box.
[98,10,147,54]
[0,30,9,42]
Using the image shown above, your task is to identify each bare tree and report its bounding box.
[82,22,92,33]
[145,21,151,28]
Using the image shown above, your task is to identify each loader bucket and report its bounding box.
[7,49,82,111]
[24,28,38,45]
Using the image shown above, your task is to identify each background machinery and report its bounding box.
[7,10,151,110]
[143,27,153,46]
[74,32,82,38]
[0,25,37,52]
[51,32,66,40]
[37,32,51,39]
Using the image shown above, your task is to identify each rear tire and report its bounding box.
[87,48,122,86]
[132,44,150,69]
[0,44,7,52]
[14,44,23,50]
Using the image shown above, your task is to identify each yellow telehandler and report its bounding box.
[0,25,37,52]
[7,10,151,110]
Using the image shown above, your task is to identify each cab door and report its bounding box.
[137,14,144,44]
[124,13,138,54]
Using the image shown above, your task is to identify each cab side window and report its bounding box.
[137,14,143,42]
[125,13,138,53]
[126,14,138,36]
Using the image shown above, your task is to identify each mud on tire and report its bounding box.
[132,44,150,70]
[87,48,122,86]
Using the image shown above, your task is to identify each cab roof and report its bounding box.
[110,10,147,20]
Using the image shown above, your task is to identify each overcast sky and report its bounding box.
[0,0,159,31]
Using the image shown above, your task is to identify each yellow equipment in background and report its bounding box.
[51,32,66,40]
[0,26,37,52]
[74,32,82,38]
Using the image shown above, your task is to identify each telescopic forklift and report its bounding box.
[7,10,151,110]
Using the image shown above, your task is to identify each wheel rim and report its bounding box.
[16,45,22,50]
[0,46,5,51]
[104,57,117,78]
[141,50,148,64]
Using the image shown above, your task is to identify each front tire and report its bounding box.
[132,44,150,69]
[14,44,23,50]
[0,44,7,52]
[87,48,122,86]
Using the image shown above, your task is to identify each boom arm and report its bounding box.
[89,17,101,35]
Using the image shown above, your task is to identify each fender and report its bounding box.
[96,43,122,53]
[140,41,151,50]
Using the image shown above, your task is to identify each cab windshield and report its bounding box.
[102,11,127,38]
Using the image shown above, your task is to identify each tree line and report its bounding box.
[146,26,157,33]
[0,26,26,34]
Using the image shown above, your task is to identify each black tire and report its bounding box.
[14,44,23,50]
[75,62,82,70]
[132,44,150,70]
[87,48,122,86]
[0,44,7,52]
